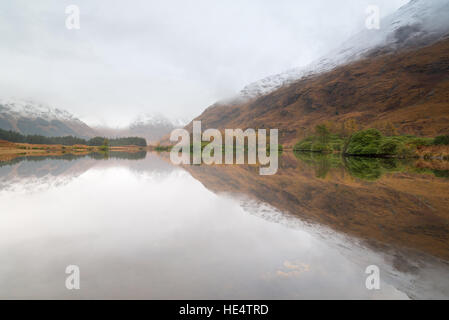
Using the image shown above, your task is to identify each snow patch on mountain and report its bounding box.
[130,113,188,129]
[239,0,449,99]
[0,98,81,123]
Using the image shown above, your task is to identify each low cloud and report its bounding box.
[0,0,408,126]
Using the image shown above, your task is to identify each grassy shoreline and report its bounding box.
[0,139,145,161]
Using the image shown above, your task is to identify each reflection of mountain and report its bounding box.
[234,194,449,300]
[0,152,177,192]
[180,153,449,299]
[183,152,449,262]
[1,152,448,298]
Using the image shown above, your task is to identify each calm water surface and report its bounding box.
[0,152,448,299]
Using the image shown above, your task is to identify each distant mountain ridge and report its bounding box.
[0,99,97,138]
[0,100,183,143]
[94,113,187,144]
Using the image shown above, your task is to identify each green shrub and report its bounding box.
[312,142,331,152]
[154,145,172,152]
[294,133,343,153]
[330,142,342,151]
[379,140,398,155]
[344,157,383,181]
[294,141,313,151]
[408,137,433,147]
[345,129,382,155]
[433,135,449,145]
[433,170,449,178]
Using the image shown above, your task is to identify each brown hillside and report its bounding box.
[186,39,449,146]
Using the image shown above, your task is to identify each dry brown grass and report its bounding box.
[0,139,144,161]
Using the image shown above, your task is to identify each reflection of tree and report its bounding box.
[343,157,383,181]
[89,151,147,160]
[293,151,431,181]
[315,124,330,144]
[294,152,343,179]
[343,157,414,181]
[0,151,147,166]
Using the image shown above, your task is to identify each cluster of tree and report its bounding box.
[294,124,344,153]
[0,129,86,145]
[107,137,147,147]
[0,128,147,147]
[294,121,444,157]
[434,135,449,145]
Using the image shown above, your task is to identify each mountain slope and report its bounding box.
[186,38,449,145]
[180,0,449,145]
[240,0,449,100]
[0,99,97,138]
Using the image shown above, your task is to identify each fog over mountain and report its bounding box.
[238,0,449,99]
[0,99,185,142]
[183,0,449,145]
[0,0,407,127]
[0,99,96,138]
[94,114,188,144]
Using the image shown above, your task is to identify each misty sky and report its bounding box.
[0,0,408,127]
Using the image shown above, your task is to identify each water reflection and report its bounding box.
[0,152,448,299]
[294,152,449,181]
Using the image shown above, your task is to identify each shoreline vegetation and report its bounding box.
[293,124,449,160]
[294,152,449,181]
[150,142,284,154]
[0,128,147,147]
[0,139,146,162]
[0,128,147,161]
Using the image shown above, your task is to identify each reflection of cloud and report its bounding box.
[284,260,310,271]
[273,260,311,278]
[0,153,178,194]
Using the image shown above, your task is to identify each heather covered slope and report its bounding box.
[185,39,449,145]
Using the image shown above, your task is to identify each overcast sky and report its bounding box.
[0,0,408,127]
